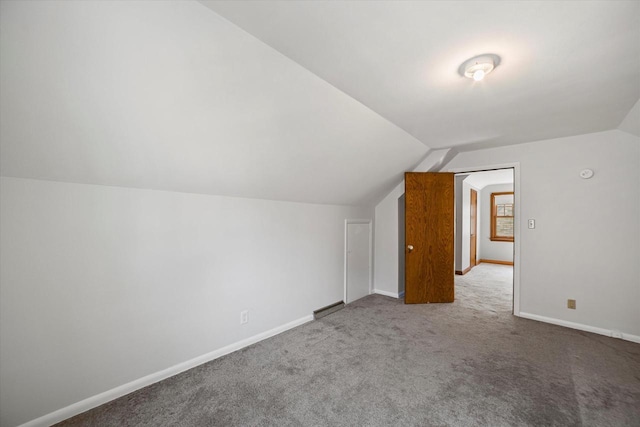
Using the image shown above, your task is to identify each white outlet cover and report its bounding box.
[579,169,594,179]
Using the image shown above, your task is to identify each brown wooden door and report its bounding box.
[405,172,455,304]
[470,189,477,268]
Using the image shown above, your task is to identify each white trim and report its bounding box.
[17,315,314,427]
[446,163,521,316]
[624,333,640,344]
[343,221,348,304]
[344,219,373,304]
[518,312,640,344]
[373,289,402,299]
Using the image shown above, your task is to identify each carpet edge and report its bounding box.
[18,314,315,427]
[518,312,640,343]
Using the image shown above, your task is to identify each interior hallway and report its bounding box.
[455,263,513,314]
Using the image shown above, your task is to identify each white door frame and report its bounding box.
[344,219,373,304]
[445,163,521,316]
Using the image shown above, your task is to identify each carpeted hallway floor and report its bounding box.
[58,264,640,426]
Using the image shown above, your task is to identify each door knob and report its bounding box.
[407,245,414,252]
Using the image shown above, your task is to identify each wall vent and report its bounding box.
[313,301,344,320]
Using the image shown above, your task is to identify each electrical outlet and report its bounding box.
[240,310,248,325]
[567,299,576,309]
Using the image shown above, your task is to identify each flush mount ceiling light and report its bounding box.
[459,54,501,81]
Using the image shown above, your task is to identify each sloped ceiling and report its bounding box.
[0,1,428,206]
[618,99,640,137]
[464,170,513,190]
[203,0,640,151]
[2,2,638,207]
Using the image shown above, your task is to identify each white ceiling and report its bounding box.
[619,99,640,137]
[203,0,640,151]
[1,1,638,207]
[463,169,513,190]
[0,1,427,206]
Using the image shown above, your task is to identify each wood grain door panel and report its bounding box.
[405,172,455,304]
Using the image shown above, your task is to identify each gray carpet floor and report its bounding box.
[57,264,640,426]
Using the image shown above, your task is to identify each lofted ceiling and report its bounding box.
[1,1,638,207]
[203,0,640,151]
[463,170,513,190]
[619,99,640,137]
[0,0,427,206]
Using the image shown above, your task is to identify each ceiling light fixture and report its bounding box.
[459,54,501,82]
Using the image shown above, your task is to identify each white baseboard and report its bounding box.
[518,312,640,344]
[373,289,403,299]
[624,333,640,344]
[19,315,314,427]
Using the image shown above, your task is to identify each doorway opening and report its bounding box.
[453,168,515,314]
[398,164,520,313]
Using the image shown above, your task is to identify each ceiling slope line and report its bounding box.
[617,98,640,137]
[369,147,459,207]
[196,0,430,151]
[201,1,640,151]
[1,0,430,207]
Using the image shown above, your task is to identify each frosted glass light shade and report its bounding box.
[459,54,501,81]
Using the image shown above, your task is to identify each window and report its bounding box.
[490,192,514,242]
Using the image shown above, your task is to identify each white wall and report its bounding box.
[618,98,640,137]
[479,183,514,262]
[374,184,405,297]
[397,194,405,295]
[454,178,473,273]
[444,130,640,339]
[0,0,428,207]
[0,177,372,427]
[454,175,466,271]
